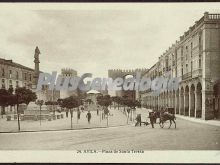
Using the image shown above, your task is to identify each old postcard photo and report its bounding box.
[0,2,219,163]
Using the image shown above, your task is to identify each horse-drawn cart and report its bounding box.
[159,107,176,129]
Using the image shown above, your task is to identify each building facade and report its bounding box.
[108,68,148,100]
[0,47,60,102]
[0,58,35,90]
[60,68,78,99]
[140,12,220,120]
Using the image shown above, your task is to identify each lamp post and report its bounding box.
[36,100,44,126]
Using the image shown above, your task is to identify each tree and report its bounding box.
[15,87,37,131]
[97,95,112,126]
[61,96,81,129]
[85,99,93,105]
[7,87,16,112]
[0,88,10,117]
[97,95,112,107]
[45,101,58,114]
[123,99,141,123]
[15,87,37,105]
[111,96,121,110]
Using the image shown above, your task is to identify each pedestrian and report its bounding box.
[86,111,91,124]
[97,108,99,116]
[214,108,218,119]
[81,106,84,113]
[66,109,69,118]
[135,114,141,126]
[149,112,155,128]
[77,109,81,120]
[163,104,169,115]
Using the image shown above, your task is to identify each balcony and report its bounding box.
[208,14,220,20]
[182,72,192,80]
[192,69,202,78]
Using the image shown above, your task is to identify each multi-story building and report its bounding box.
[0,58,35,90]
[0,47,60,102]
[140,12,220,120]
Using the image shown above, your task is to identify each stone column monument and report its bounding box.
[33,46,40,89]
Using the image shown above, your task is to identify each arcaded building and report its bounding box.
[140,12,220,120]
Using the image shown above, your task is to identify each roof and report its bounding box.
[0,58,35,71]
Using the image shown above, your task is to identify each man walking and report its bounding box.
[77,109,81,120]
[135,114,141,126]
[86,111,91,124]
[149,112,155,128]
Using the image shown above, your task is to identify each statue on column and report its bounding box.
[33,46,40,89]
[34,46,40,60]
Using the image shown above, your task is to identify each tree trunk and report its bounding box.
[70,109,73,129]
[17,103,20,131]
[1,106,6,117]
[40,105,42,126]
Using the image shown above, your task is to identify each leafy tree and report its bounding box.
[15,87,37,105]
[97,95,112,107]
[0,88,10,116]
[61,96,81,129]
[7,87,16,112]
[15,87,37,131]
[97,95,112,123]
[85,99,93,105]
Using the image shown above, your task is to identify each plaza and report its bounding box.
[0,108,219,150]
[0,8,220,153]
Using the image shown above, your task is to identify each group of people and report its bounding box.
[135,105,171,128]
[64,106,92,124]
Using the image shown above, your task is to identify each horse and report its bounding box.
[152,111,160,123]
[159,112,176,129]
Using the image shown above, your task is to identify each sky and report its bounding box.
[0,3,220,78]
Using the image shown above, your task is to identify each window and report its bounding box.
[165,57,169,71]
[9,80,12,89]
[1,79,5,88]
[1,68,5,76]
[181,65,183,76]
[186,64,188,73]
[16,81,18,87]
[24,73,27,80]
[16,71,19,79]
[29,74,32,81]
[199,59,202,68]
[199,36,201,46]
[9,70,12,78]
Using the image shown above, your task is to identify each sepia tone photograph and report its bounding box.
[0,2,219,163]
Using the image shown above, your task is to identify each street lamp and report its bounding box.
[36,100,44,126]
